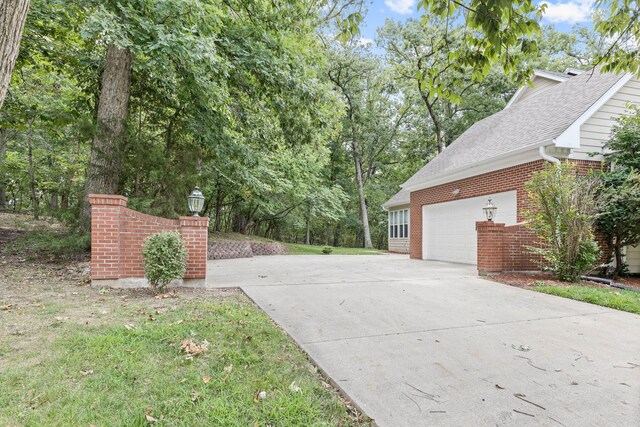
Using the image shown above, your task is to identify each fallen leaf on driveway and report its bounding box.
[495,384,505,390]
[511,344,531,352]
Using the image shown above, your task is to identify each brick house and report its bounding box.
[383,69,640,273]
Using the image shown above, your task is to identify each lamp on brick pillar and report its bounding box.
[483,198,497,221]
[188,187,205,216]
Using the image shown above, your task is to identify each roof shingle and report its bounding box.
[402,70,624,188]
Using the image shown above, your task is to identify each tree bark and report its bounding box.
[0,0,29,110]
[26,120,38,219]
[0,127,7,208]
[80,45,132,229]
[305,201,312,245]
[352,143,373,248]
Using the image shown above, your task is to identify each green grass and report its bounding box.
[533,286,640,314]
[4,230,90,257]
[284,243,384,255]
[0,298,370,426]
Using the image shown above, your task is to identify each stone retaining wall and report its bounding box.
[207,241,288,260]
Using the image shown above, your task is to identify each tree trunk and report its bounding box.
[26,120,38,219]
[419,89,445,153]
[0,0,29,109]
[614,239,623,274]
[305,202,311,245]
[214,180,223,232]
[80,45,132,229]
[352,144,373,248]
[0,127,7,208]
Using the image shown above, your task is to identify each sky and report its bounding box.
[359,0,596,45]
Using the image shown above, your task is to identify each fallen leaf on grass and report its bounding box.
[124,324,135,331]
[289,381,301,393]
[1,304,14,311]
[203,375,211,384]
[254,391,267,402]
[223,364,233,373]
[145,414,158,423]
[81,369,94,376]
[180,338,209,359]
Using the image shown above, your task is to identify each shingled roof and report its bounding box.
[402,69,625,189]
[383,187,410,209]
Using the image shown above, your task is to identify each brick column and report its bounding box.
[476,221,505,276]
[89,194,128,280]
[179,216,209,283]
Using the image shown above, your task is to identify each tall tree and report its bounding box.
[81,45,132,226]
[0,0,30,109]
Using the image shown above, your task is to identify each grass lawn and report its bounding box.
[533,285,640,315]
[0,261,371,426]
[284,243,384,256]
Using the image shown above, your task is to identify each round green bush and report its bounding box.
[142,231,186,293]
[322,246,333,254]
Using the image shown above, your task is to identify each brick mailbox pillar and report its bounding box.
[179,216,209,282]
[476,221,505,276]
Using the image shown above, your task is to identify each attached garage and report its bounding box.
[422,191,518,264]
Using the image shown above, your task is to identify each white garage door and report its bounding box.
[422,191,518,264]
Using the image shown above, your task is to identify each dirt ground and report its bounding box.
[491,272,640,290]
[0,250,239,365]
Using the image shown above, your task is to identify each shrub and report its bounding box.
[142,231,186,293]
[322,246,333,254]
[524,162,601,282]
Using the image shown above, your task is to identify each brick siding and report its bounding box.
[89,194,208,282]
[409,159,606,270]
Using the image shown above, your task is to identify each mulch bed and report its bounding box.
[491,272,640,290]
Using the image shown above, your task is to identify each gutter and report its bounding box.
[539,146,560,164]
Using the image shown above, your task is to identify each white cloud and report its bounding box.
[358,37,374,46]
[541,0,593,24]
[384,0,416,15]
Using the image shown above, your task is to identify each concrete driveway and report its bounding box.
[207,254,640,426]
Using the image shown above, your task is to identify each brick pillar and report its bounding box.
[179,216,209,283]
[89,194,128,280]
[476,221,505,276]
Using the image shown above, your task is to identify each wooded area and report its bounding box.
[0,0,637,248]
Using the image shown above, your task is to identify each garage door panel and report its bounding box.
[423,191,518,264]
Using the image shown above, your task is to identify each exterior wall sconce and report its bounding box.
[188,187,205,216]
[483,198,497,221]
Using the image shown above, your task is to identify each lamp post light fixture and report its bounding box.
[483,198,497,221]
[188,187,205,216]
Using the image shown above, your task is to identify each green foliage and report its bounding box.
[524,163,601,282]
[142,231,186,293]
[597,109,640,275]
[593,0,640,75]
[4,230,90,257]
[322,246,333,254]
[534,285,640,314]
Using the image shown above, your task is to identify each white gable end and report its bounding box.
[571,76,640,160]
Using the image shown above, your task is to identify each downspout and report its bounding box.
[539,146,560,164]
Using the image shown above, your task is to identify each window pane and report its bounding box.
[404,224,408,237]
[394,225,398,238]
[399,222,403,238]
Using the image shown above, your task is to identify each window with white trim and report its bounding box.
[389,209,409,239]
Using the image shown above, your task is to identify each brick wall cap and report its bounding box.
[476,221,505,230]
[179,216,210,227]
[89,194,128,206]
